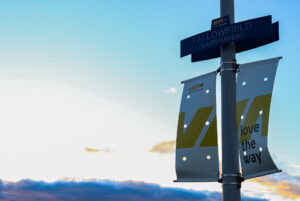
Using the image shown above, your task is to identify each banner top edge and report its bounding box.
[181,70,217,84]
[239,56,282,67]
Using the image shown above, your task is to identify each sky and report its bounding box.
[0,0,299,200]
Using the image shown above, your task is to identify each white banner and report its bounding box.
[236,57,281,179]
[176,71,219,182]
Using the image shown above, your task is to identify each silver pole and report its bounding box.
[220,0,241,200]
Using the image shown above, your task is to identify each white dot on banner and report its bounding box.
[182,156,187,161]
[242,81,246,86]
[264,77,268,81]
[205,121,209,125]
[187,95,190,99]
[206,155,211,160]
[206,89,210,93]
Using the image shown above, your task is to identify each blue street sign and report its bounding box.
[180,15,273,58]
[191,22,279,62]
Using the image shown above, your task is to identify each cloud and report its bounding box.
[0,179,268,201]
[286,164,300,170]
[250,173,300,200]
[150,141,175,154]
[163,87,177,94]
[85,147,99,152]
[84,147,112,153]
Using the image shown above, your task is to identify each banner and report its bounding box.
[236,57,281,179]
[175,71,219,182]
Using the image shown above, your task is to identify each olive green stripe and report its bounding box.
[176,106,213,149]
[200,115,218,147]
[240,94,272,142]
[236,99,249,133]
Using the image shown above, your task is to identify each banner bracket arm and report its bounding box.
[217,62,239,74]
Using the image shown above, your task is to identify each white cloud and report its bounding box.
[0,79,222,194]
[0,79,176,182]
[286,164,300,169]
[163,87,177,94]
[250,174,300,200]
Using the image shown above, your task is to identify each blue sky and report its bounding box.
[0,0,299,200]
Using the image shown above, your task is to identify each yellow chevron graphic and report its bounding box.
[176,106,217,149]
[236,99,249,133]
[237,94,272,142]
[200,116,218,147]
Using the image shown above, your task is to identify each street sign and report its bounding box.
[180,15,273,58]
[191,22,279,62]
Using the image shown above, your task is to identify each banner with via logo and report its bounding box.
[176,71,219,182]
[236,57,281,179]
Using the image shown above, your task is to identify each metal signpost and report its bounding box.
[219,0,240,200]
[176,0,281,201]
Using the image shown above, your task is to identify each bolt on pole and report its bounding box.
[220,0,242,201]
